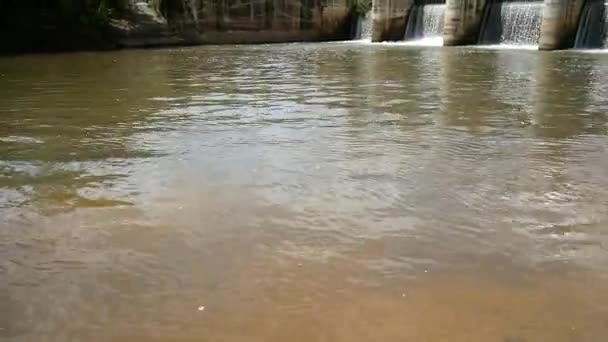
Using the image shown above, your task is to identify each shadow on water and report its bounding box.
[0,51,181,212]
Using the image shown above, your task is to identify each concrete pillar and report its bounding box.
[539,0,585,50]
[372,0,414,41]
[443,0,488,46]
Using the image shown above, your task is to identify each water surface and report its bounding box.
[1,43,608,341]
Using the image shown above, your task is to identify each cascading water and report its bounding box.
[360,13,373,40]
[605,3,608,48]
[574,1,608,49]
[479,1,543,47]
[404,4,446,45]
[353,12,373,41]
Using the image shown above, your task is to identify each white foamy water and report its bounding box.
[474,44,539,51]
[360,13,373,41]
[478,1,543,47]
[420,4,445,38]
[401,37,444,46]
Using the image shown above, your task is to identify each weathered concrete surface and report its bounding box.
[117,0,353,48]
[372,0,415,41]
[539,0,586,50]
[443,0,488,45]
[181,0,351,41]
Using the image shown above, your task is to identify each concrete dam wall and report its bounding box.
[124,0,605,50]
[1,0,603,52]
[368,0,608,50]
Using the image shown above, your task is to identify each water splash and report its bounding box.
[401,37,444,47]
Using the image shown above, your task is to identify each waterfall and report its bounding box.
[479,1,543,47]
[605,3,608,48]
[353,12,373,41]
[404,4,446,44]
[418,4,445,38]
[360,13,373,41]
[575,1,608,48]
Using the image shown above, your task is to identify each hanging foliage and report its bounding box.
[351,0,371,16]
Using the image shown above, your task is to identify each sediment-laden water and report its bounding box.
[1,44,608,341]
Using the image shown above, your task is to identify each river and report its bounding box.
[1,43,608,341]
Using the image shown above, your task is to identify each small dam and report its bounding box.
[370,0,608,50]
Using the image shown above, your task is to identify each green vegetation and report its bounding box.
[351,0,372,16]
[153,0,199,26]
[0,0,194,53]
[0,0,131,53]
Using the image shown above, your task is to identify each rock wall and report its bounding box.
[0,0,353,54]
[119,0,354,46]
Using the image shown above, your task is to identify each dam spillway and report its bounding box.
[574,1,608,49]
[479,1,544,47]
[368,0,601,50]
[404,3,447,45]
[604,2,608,48]
[353,12,374,41]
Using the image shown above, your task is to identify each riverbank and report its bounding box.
[0,0,354,55]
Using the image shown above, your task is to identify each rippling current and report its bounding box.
[1,44,608,341]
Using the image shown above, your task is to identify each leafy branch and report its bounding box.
[351,0,372,16]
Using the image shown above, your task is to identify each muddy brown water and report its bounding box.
[1,44,608,341]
